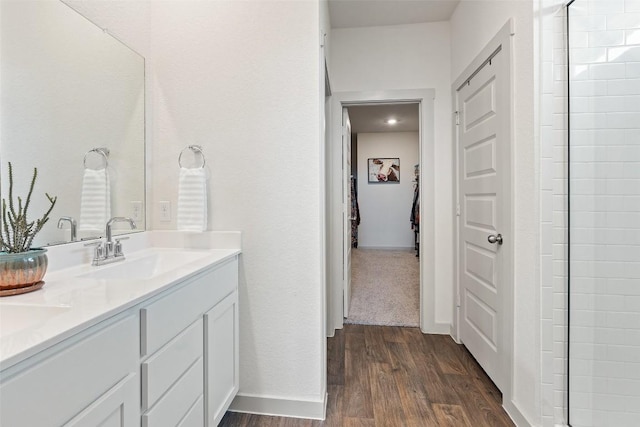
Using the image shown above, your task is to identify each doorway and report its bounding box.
[326,89,440,337]
[343,103,421,327]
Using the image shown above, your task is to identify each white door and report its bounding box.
[457,48,509,391]
[343,108,353,317]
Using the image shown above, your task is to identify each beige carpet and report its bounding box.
[345,248,420,327]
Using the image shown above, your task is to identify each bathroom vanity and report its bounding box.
[0,231,241,427]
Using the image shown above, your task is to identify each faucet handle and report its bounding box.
[114,236,129,257]
[84,240,104,262]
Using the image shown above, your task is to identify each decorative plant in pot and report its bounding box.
[0,162,57,296]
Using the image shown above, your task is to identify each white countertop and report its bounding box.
[0,231,241,371]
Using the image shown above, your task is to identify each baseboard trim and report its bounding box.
[420,320,450,335]
[229,392,327,420]
[503,399,532,427]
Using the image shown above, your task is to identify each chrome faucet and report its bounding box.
[57,216,77,242]
[85,217,136,266]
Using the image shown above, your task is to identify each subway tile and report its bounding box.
[607,13,640,30]
[543,93,554,125]
[570,79,608,96]
[627,0,640,13]
[571,47,608,64]
[570,112,608,129]
[542,157,554,189]
[591,0,624,15]
[541,126,555,157]
[608,45,640,62]
[607,111,640,128]
[623,163,640,178]
[570,15,607,32]
[625,27,640,44]
[569,30,588,48]
[607,278,640,295]
[554,48,568,66]
[625,62,640,77]
[589,62,626,79]
[569,129,625,145]
[607,78,640,94]
[624,128,640,141]
[589,30,625,47]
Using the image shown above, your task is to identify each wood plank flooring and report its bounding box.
[219,325,514,427]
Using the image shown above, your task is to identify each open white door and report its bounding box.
[342,108,352,318]
[456,47,510,392]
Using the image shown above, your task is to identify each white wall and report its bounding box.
[68,0,326,417]
[356,132,418,248]
[148,1,324,414]
[330,21,454,325]
[450,1,539,425]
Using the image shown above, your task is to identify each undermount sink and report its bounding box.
[0,305,71,336]
[78,249,212,281]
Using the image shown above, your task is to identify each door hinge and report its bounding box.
[454,111,460,126]
[456,203,461,217]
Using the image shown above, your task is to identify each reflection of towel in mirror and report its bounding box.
[79,168,111,232]
[177,167,207,232]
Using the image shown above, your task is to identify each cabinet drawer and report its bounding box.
[0,314,139,427]
[178,395,204,427]
[142,357,203,427]
[141,257,238,356]
[142,319,203,411]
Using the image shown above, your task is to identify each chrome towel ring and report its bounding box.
[83,147,110,170]
[178,145,206,168]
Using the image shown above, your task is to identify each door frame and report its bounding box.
[451,19,515,413]
[342,108,352,318]
[327,89,437,336]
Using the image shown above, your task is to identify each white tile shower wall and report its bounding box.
[540,0,568,426]
[566,1,640,426]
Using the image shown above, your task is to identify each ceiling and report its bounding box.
[347,103,419,133]
[329,1,457,134]
[328,0,460,29]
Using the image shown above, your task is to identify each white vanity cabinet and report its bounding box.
[0,248,240,427]
[0,314,140,427]
[140,256,239,427]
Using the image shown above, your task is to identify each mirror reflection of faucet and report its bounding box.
[84,217,136,266]
[57,217,77,242]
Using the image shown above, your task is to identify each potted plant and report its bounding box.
[0,162,57,296]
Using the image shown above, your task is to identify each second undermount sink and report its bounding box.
[78,249,213,281]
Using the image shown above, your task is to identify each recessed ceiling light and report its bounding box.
[385,118,398,125]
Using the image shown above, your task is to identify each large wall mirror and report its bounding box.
[1,0,145,248]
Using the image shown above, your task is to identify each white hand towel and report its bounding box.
[79,168,111,232]
[177,167,207,232]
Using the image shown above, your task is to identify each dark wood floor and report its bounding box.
[220,325,515,427]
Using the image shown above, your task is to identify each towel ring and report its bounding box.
[83,147,110,170]
[178,145,206,168]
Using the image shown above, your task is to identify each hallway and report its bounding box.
[220,325,514,426]
[345,249,420,327]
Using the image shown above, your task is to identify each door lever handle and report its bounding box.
[488,234,503,245]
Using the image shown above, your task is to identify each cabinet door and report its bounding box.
[204,291,239,426]
[65,373,138,427]
[0,314,139,427]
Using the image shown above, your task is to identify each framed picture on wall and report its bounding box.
[368,158,400,183]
